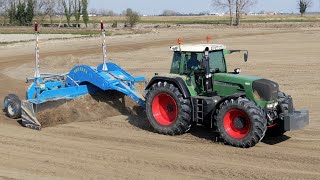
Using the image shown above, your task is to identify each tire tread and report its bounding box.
[214,98,267,148]
[146,81,192,135]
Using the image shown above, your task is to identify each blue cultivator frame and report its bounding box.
[20,22,146,130]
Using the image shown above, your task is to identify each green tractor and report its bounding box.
[145,43,309,148]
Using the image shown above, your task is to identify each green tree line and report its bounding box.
[0,0,89,27]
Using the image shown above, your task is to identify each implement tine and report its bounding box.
[21,101,41,130]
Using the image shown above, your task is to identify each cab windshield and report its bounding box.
[209,50,227,73]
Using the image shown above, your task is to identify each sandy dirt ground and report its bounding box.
[0,25,319,179]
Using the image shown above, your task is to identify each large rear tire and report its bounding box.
[214,98,267,148]
[146,81,192,135]
[4,94,22,119]
[266,92,289,137]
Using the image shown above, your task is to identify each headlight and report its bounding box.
[266,102,278,109]
[234,68,241,74]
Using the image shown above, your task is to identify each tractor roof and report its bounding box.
[170,44,226,52]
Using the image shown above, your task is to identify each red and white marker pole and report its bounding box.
[101,20,108,71]
[34,22,40,78]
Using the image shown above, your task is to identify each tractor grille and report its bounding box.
[253,79,279,101]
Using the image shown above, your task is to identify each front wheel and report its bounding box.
[214,98,267,148]
[146,81,192,135]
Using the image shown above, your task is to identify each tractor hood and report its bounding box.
[214,73,262,85]
[214,73,280,104]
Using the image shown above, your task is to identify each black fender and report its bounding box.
[146,76,191,98]
[218,92,246,104]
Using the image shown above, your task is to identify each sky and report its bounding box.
[89,0,320,15]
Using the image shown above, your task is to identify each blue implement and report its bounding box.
[12,21,147,130]
[22,62,146,130]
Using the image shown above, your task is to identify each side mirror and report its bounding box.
[244,51,249,62]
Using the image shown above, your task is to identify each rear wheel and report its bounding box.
[214,98,267,148]
[146,81,192,135]
[266,92,289,137]
[4,94,22,119]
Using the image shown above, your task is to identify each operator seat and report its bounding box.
[187,53,200,69]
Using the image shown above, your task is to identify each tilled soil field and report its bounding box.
[0,34,85,43]
[0,25,319,179]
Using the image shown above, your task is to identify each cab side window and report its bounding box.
[209,50,226,73]
[170,52,181,74]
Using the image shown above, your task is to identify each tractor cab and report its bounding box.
[169,44,249,95]
[170,44,227,75]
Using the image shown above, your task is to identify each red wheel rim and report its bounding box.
[152,93,178,126]
[223,109,251,139]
